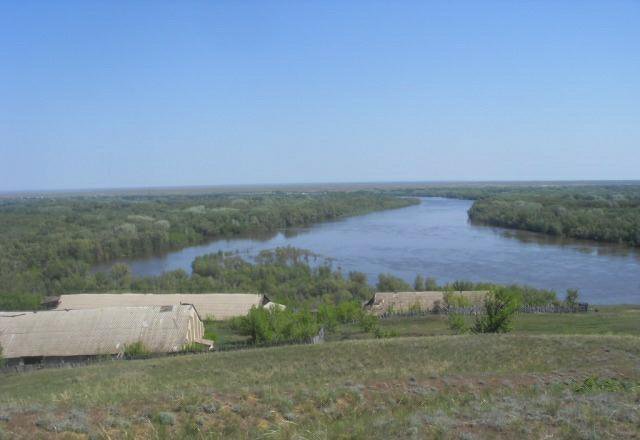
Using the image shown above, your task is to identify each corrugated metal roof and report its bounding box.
[55,293,282,320]
[0,305,203,359]
[365,291,488,315]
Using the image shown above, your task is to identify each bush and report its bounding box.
[123,341,150,358]
[317,303,338,331]
[232,307,320,344]
[156,412,176,426]
[374,327,398,339]
[448,313,468,333]
[358,313,379,333]
[443,292,472,308]
[0,344,4,368]
[335,301,363,323]
[472,289,520,334]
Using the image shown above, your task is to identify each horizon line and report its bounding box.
[2,179,640,198]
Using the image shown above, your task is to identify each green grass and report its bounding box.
[327,306,640,341]
[1,334,639,439]
[204,320,250,346]
[514,306,640,335]
[1,307,639,438]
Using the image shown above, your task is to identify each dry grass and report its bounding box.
[0,334,639,439]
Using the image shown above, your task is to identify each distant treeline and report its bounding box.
[390,184,640,247]
[0,192,416,309]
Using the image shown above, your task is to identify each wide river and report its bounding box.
[95,197,640,304]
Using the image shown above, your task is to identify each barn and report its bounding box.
[364,291,488,316]
[0,305,212,366]
[48,293,284,320]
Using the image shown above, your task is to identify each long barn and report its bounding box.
[364,291,488,315]
[48,293,283,320]
[0,305,211,366]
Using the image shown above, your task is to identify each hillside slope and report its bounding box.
[1,334,639,439]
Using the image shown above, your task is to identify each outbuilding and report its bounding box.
[364,291,488,316]
[48,293,284,320]
[0,305,211,366]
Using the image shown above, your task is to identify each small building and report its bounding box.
[364,291,488,316]
[48,293,284,320]
[0,305,211,366]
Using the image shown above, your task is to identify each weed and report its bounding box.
[156,411,176,426]
[573,376,638,393]
[123,341,150,358]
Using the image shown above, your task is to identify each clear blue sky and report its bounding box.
[1,1,639,191]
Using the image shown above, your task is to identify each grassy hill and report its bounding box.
[1,333,639,439]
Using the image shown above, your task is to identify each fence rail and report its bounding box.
[379,302,589,319]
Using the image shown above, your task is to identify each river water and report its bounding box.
[94,198,640,304]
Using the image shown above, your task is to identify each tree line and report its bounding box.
[388,184,640,247]
[2,244,560,311]
[0,192,417,309]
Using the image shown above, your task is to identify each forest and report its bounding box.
[0,192,416,309]
[390,184,640,247]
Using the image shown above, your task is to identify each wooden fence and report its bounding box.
[379,302,589,319]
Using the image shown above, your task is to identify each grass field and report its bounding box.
[325,305,640,342]
[1,330,639,439]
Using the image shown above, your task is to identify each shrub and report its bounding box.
[573,376,636,393]
[0,344,4,368]
[335,301,363,323]
[232,307,320,344]
[358,313,379,333]
[448,313,468,333]
[443,292,472,308]
[123,341,150,358]
[374,327,398,339]
[317,303,338,331]
[472,289,520,334]
[156,412,176,426]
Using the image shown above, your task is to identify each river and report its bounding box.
[93,197,640,304]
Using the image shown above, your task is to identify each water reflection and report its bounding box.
[477,224,638,259]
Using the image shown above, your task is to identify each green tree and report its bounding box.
[565,289,579,308]
[376,274,412,292]
[413,275,426,291]
[472,289,520,334]
[110,263,132,290]
[425,277,439,290]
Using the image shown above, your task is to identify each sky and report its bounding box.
[1,1,639,191]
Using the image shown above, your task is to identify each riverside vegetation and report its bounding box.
[391,183,640,247]
[0,192,416,309]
